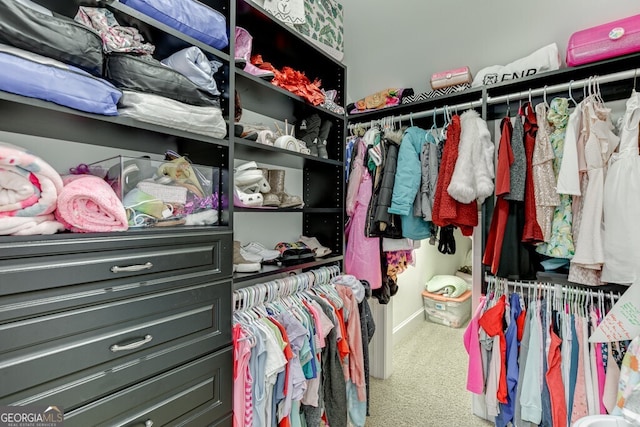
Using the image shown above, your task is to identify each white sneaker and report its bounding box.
[239,245,263,263]
[242,241,281,261]
[233,240,261,273]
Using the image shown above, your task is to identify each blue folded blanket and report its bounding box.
[0,43,121,115]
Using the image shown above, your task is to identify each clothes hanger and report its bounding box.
[634,68,638,94]
[584,77,589,102]
[543,85,549,107]
[430,107,439,140]
[518,96,523,115]
[595,75,606,105]
[568,80,578,107]
[506,94,511,117]
[409,112,414,127]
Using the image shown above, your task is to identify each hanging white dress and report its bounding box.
[602,90,640,284]
[571,99,619,270]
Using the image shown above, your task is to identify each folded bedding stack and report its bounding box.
[114,46,227,138]
[55,175,128,233]
[0,0,122,115]
[74,5,228,139]
[0,142,65,236]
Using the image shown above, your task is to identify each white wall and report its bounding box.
[391,230,471,344]
[343,0,640,102]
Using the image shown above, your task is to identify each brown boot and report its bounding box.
[268,169,303,208]
[260,168,281,207]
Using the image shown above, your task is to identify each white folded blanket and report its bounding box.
[118,90,227,139]
[472,43,561,87]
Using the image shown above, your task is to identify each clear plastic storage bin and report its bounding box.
[90,156,220,228]
[422,290,472,328]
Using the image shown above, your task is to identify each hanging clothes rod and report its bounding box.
[484,275,621,300]
[233,265,341,310]
[349,67,640,130]
[486,66,640,105]
[348,97,484,129]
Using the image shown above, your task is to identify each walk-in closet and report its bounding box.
[1,0,640,426]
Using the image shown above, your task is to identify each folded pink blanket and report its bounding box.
[0,142,65,235]
[55,175,128,233]
[0,215,65,236]
[0,142,63,217]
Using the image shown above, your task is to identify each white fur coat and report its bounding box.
[447,110,495,204]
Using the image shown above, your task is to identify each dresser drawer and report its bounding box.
[0,230,232,296]
[63,347,232,427]
[0,279,231,401]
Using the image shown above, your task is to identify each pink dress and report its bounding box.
[233,324,254,427]
[571,316,588,421]
[345,171,382,289]
[463,295,487,394]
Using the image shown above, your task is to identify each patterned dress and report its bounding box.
[537,98,575,258]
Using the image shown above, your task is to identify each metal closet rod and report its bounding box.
[484,275,621,300]
[348,98,484,129]
[486,66,640,105]
[349,67,640,130]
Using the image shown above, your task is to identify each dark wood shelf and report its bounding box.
[0,90,229,157]
[233,255,343,287]
[235,0,345,107]
[234,137,342,168]
[106,0,230,61]
[347,87,484,123]
[235,69,346,120]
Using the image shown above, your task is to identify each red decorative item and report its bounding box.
[251,55,324,106]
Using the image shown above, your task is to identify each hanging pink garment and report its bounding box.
[345,171,381,289]
[463,295,487,394]
[233,324,253,427]
[602,342,621,413]
[572,315,589,421]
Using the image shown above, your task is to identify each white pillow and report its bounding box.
[472,43,560,87]
[425,275,468,298]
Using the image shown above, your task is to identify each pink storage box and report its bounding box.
[567,14,640,67]
[430,66,472,90]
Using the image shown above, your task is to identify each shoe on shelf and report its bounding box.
[244,63,275,80]
[234,186,264,207]
[233,241,261,273]
[235,161,270,192]
[268,169,303,208]
[259,168,281,207]
[235,27,274,80]
[317,119,333,159]
[234,27,252,68]
[242,241,281,262]
[299,235,332,257]
[296,114,321,156]
[239,245,263,263]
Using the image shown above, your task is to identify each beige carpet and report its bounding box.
[366,319,493,427]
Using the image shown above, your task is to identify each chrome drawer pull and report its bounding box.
[128,420,153,427]
[110,262,153,273]
[110,334,153,352]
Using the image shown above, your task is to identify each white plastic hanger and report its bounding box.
[568,80,578,107]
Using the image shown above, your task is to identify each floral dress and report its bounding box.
[537,98,575,258]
